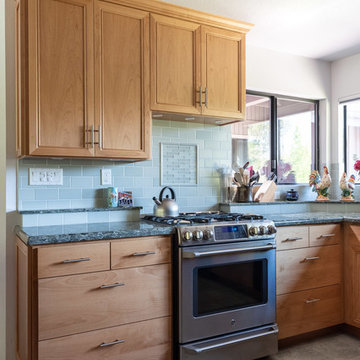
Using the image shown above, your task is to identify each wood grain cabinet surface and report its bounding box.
[16,235,172,359]
[151,14,246,121]
[276,224,343,340]
[17,0,252,159]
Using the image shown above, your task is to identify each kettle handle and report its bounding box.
[159,186,176,202]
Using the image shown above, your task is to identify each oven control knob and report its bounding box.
[248,226,258,236]
[258,226,267,235]
[203,230,214,240]
[267,225,277,234]
[193,230,204,241]
[183,231,193,241]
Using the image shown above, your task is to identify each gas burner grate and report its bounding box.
[143,212,263,225]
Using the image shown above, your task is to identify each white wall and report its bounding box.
[331,53,360,166]
[5,0,17,358]
[0,0,7,358]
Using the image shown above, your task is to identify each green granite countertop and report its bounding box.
[15,220,175,246]
[15,212,360,246]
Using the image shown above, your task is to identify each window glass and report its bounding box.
[345,100,360,174]
[232,95,271,183]
[277,98,316,184]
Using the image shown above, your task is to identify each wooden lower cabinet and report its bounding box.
[16,236,172,360]
[38,317,172,360]
[38,264,171,340]
[277,285,342,339]
[276,224,343,340]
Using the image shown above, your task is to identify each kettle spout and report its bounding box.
[152,196,161,206]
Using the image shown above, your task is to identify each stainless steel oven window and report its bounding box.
[193,259,268,317]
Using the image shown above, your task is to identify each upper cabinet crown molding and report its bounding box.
[104,0,254,33]
[16,0,253,159]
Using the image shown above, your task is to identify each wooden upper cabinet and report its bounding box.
[94,2,151,159]
[150,16,246,120]
[201,27,245,119]
[27,0,94,157]
[150,14,201,115]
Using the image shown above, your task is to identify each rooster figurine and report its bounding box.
[340,172,355,201]
[309,166,331,201]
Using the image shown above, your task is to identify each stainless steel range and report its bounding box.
[145,212,278,360]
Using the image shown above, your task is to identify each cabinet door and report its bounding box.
[150,14,201,115]
[201,26,245,120]
[94,2,151,159]
[345,224,360,327]
[27,0,94,157]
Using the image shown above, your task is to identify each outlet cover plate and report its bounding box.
[29,168,63,186]
[101,169,112,185]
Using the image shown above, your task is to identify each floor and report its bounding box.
[266,332,360,359]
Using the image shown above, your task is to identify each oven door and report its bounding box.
[179,240,276,343]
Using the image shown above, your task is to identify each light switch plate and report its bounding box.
[29,168,63,186]
[101,169,112,185]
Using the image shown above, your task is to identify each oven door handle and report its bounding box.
[182,244,275,259]
[183,326,279,354]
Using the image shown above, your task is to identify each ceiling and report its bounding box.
[163,0,360,61]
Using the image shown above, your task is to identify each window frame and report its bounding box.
[245,90,320,185]
[342,97,360,175]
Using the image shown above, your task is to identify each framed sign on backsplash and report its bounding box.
[160,143,199,186]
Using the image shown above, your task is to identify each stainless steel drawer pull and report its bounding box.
[100,282,125,289]
[63,257,90,264]
[304,256,320,261]
[305,298,320,304]
[99,339,125,347]
[282,237,303,242]
[320,234,335,238]
[132,251,156,256]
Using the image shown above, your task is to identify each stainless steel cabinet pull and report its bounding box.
[204,87,208,108]
[282,237,303,242]
[303,256,320,262]
[199,86,203,106]
[63,257,90,264]
[320,234,335,238]
[99,282,125,289]
[85,125,95,148]
[98,125,102,149]
[183,244,275,259]
[305,298,320,304]
[132,251,156,256]
[99,339,125,347]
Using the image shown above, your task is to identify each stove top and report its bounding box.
[143,211,264,225]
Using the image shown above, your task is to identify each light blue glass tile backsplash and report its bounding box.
[18,120,232,214]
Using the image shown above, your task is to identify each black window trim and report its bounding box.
[246,90,320,185]
[343,97,360,175]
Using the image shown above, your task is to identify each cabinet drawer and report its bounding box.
[111,236,171,269]
[309,224,341,247]
[276,226,309,251]
[38,316,172,360]
[36,242,110,278]
[276,245,341,295]
[38,264,171,340]
[277,284,342,339]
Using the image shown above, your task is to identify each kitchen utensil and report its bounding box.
[152,186,179,217]
[234,172,243,185]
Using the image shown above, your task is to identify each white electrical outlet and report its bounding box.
[29,168,63,185]
[101,169,112,185]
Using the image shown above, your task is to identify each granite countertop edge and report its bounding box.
[19,206,143,215]
[15,214,360,246]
